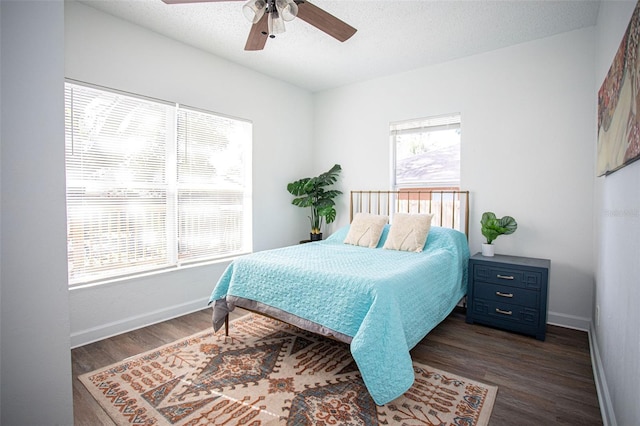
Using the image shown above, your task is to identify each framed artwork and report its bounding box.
[597,0,640,177]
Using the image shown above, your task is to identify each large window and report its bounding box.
[390,113,461,189]
[65,82,252,286]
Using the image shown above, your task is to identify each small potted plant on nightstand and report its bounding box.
[480,212,517,256]
[287,164,342,241]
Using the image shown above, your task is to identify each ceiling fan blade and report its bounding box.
[245,13,269,51]
[161,0,243,4]
[295,1,356,42]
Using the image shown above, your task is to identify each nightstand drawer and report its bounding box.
[473,264,542,290]
[470,299,540,326]
[473,282,539,307]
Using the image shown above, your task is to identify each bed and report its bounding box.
[209,190,470,405]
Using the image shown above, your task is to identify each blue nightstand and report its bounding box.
[465,253,550,340]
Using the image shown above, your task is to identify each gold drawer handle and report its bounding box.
[496,308,513,315]
[496,291,514,298]
[496,274,514,280]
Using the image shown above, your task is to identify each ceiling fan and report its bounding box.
[161,0,357,51]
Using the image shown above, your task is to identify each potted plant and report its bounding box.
[287,164,342,241]
[480,212,517,256]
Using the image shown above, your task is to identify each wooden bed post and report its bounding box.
[224,314,229,337]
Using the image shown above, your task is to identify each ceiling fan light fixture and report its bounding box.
[242,0,266,24]
[275,0,298,22]
[268,8,286,37]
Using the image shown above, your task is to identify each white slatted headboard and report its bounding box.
[349,190,470,239]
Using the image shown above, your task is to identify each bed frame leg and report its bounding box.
[224,314,229,337]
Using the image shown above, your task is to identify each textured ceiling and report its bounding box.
[78,0,601,92]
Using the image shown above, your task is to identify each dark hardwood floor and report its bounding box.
[72,308,602,425]
[411,309,602,425]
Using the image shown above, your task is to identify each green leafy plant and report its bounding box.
[481,212,517,244]
[287,164,342,235]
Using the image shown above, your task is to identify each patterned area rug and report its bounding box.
[79,313,497,425]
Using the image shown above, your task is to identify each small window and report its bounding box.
[390,113,461,190]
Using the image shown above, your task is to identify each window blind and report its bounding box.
[65,82,252,285]
[176,106,252,264]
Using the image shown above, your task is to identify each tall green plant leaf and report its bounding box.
[287,164,342,234]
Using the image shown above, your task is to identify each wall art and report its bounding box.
[597,1,640,176]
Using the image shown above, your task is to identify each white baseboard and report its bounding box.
[548,315,616,425]
[588,322,617,426]
[70,297,211,348]
[547,311,590,331]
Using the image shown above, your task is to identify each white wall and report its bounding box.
[314,28,596,330]
[1,3,3,419]
[0,1,74,424]
[594,2,640,425]
[65,1,315,346]
[5,2,631,423]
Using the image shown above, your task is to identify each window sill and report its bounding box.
[69,253,248,291]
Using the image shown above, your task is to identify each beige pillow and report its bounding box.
[383,213,434,252]
[343,213,389,248]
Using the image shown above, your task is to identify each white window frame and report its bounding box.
[65,81,252,286]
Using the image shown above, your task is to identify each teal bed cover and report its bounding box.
[209,224,469,405]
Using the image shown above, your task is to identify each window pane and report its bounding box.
[67,191,168,283]
[177,190,246,261]
[176,108,248,186]
[395,128,460,185]
[65,86,168,184]
[391,113,461,188]
[176,107,252,263]
[65,84,171,284]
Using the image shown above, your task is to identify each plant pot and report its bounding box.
[310,233,323,241]
[481,243,495,257]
